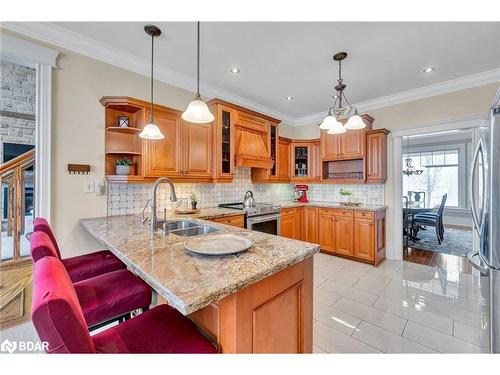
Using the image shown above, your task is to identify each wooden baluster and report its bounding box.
[13,166,22,261]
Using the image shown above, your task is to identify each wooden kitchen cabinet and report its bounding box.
[353,215,375,262]
[280,207,303,240]
[318,209,335,252]
[182,121,212,178]
[353,210,387,266]
[311,140,321,181]
[366,129,389,183]
[333,211,354,257]
[143,107,182,178]
[320,115,374,161]
[304,207,319,243]
[210,214,245,228]
[290,140,320,182]
[317,207,386,266]
[209,104,236,182]
[251,124,285,183]
[277,137,291,182]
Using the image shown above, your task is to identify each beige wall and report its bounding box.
[288,83,499,258]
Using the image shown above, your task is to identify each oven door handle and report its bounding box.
[246,214,281,224]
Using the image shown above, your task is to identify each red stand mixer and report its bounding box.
[294,184,309,203]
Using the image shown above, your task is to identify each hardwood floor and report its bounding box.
[403,247,472,274]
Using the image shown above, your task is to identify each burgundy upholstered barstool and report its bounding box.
[32,257,217,354]
[33,217,125,283]
[30,231,151,329]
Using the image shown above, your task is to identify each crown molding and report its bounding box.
[291,68,500,126]
[1,22,296,124]
[2,22,498,127]
[390,114,488,138]
[0,32,58,67]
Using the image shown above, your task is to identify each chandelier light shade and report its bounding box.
[327,120,347,134]
[319,109,337,130]
[320,52,365,132]
[139,25,164,140]
[182,22,215,124]
[344,112,365,130]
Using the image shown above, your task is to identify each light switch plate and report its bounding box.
[84,180,95,193]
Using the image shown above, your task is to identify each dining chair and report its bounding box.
[412,193,447,244]
[408,191,426,208]
[33,217,125,282]
[32,256,217,353]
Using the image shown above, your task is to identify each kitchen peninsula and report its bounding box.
[81,213,318,353]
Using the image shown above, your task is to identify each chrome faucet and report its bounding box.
[150,177,177,234]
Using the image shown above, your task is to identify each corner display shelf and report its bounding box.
[101,96,148,183]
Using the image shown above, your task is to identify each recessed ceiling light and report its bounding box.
[230,67,240,74]
[423,66,435,73]
[285,96,294,101]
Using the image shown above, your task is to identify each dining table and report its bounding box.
[403,206,434,242]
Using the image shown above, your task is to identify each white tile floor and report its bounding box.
[1,252,490,354]
[313,252,490,353]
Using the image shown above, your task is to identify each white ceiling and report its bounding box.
[12,22,500,123]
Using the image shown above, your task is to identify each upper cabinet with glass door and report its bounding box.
[208,102,235,182]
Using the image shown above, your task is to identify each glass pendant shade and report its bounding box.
[319,115,337,130]
[344,114,366,130]
[327,119,347,134]
[182,96,215,123]
[139,122,165,139]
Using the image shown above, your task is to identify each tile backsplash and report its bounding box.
[107,167,385,216]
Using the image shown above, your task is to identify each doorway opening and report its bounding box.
[400,129,475,273]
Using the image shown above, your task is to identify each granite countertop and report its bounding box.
[81,215,318,315]
[166,206,245,220]
[276,200,388,212]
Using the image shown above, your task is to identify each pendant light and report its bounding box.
[182,22,215,124]
[139,25,164,140]
[321,109,346,134]
[402,136,424,176]
[319,52,365,132]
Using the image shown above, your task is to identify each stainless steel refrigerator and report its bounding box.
[468,101,500,353]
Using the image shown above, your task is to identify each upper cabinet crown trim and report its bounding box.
[207,98,281,124]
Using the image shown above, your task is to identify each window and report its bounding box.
[403,149,462,208]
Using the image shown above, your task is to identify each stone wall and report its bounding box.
[0,61,36,164]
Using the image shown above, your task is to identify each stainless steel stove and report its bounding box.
[219,202,281,235]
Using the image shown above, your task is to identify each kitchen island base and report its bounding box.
[188,257,313,353]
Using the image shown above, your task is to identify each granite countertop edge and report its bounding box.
[81,217,319,315]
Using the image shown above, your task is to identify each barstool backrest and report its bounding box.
[32,256,96,353]
[30,231,59,262]
[33,218,62,259]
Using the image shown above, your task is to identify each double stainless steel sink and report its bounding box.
[155,219,220,237]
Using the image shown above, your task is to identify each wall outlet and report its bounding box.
[83,180,95,193]
[95,180,105,196]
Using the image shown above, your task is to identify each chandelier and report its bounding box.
[319,52,365,134]
[402,136,424,176]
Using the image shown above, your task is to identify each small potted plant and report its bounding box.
[190,193,198,210]
[339,188,352,204]
[115,158,132,175]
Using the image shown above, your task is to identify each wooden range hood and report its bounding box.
[235,129,274,169]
